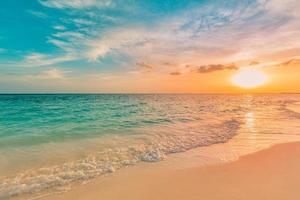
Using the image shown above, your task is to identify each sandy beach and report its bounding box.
[40,141,300,200]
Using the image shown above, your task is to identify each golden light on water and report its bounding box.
[231,68,267,88]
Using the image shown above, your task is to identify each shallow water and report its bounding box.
[0,94,299,198]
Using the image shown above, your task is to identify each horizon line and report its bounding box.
[0,92,299,95]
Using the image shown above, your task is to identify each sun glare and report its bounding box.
[231,68,267,88]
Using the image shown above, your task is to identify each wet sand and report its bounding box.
[42,142,300,200]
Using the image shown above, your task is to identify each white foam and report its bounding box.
[0,119,241,198]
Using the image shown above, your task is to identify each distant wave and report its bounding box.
[280,100,300,118]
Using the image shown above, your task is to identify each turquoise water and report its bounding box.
[0,94,174,147]
[0,94,300,198]
[0,94,244,149]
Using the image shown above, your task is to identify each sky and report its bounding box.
[0,0,299,93]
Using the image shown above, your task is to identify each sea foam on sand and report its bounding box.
[0,120,240,198]
[42,142,300,200]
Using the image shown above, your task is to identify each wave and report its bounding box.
[280,100,300,119]
[0,119,241,199]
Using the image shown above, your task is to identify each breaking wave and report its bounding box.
[0,119,240,198]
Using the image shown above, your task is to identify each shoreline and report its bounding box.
[39,141,300,200]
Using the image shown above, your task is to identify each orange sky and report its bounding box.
[0,0,300,93]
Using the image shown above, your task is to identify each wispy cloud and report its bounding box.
[238,56,300,69]
[39,0,113,9]
[26,0,300,74]
[0,69,69,83]
[279,57,300,66]
[170,72,181,76]
[73,18,96,27]
[32,69,67,79]
[52,31,85,41]
[83,0,300,71]
[27,10,48,18]
[136,62,154,69]
[191,63,238,74]
[53,25,66,30]
[85,73,120,80]
[22,53,75,67]
[249,61,260,66]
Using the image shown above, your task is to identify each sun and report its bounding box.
[231,68,267,88]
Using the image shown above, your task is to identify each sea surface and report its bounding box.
[0,94,300,199]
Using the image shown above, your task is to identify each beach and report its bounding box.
[43,141,300,200]
[1,94,300,199]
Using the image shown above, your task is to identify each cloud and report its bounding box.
[52,31,85,40]
[163,62,176,66]
[47,39,72,52]
[170,72,181,76]
[53,25,66,30]
[73,19,96,27]
[87,28,152,61]
[249,61,260,66]
[236,57,300,69]
[264,0,300,17]
[27,10,48,18]
[39,0,113,9]
[35,0,300,74]
[193,63,238,73]
[86,73,119,80]
[136,62,154,69]
[33,69,66,79]
[0,69,69,83]
[48,30,88,53]
[23,53,75,67]
[280,57,300,66]
[84,0,300,67]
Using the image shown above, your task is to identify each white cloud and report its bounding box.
[53,25,66,30]
[85,0,300,68]
[27,10,48,18]
[23,53,75,67]
[47,39,73,52]
[0,69,69,82]
[264,0,300,17]
[73,19,96,27]
[52,31,85,40]
[33,69,67,79]
[39,0,113,9]
[32,0,300,73]
[86,28,151,60]
[48,30,88,53]
[86,73,119,80]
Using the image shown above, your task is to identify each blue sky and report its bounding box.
[0,0,300,93]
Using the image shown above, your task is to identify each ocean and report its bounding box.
[0,94,300,198]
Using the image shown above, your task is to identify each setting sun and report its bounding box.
[231,68,268,88]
